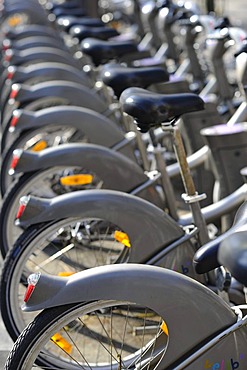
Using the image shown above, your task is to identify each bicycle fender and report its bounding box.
[6,25,61,41]
[13,80,108,113]
[13,143,162,206]
[9,36,67,51]
[18,189,182,261]
[11,62,92,87]
[8,47,82,69]
[2,5,49,27]
[23,264,237,367]
[12,106,127,149]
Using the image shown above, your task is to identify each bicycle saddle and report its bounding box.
[119,87,204,131]
[70,25,119,42]
[80,38,138,66]
[100,65,170,98]
[52,7,87,18]
[193,201,247,274]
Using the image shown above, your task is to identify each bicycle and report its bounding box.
[3,200,247,369]
[2,87,247,344]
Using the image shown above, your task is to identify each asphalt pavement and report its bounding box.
[0,0,247,367]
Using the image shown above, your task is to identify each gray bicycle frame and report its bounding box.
[22,263,247,369]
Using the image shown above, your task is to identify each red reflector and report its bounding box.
[16,204,26,219]
[9,110,21,133]
[4,49,13,62]
[16,195,30,220]
[24,284,35,302]
[24,272,41,303]
[9,84,20,100]
[10,115,19,128]
[2,39,11,51]
[7,66,15,80]
[9,149,23,175]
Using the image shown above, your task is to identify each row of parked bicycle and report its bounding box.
[0,0,247,369]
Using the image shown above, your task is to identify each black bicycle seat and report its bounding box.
[70,25,119,42]
[100,65,170,98]
[119,87,204,131]
[52,7,87,18]
[80,38,138,66]
[193,201,247,274]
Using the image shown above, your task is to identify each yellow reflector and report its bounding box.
[8,16,23,27]
[114,231,131,248]
[31,140,47,152]
[51,333,72,354]
[160,321,169,336]
[60,174,93,186]
[58,272,76,277]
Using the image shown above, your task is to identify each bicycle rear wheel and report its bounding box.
[4,300,168,370]
[1,218,130,341]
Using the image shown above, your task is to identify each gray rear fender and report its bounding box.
[12,47,82,69]
[19,189,183,261]
[14,62,92,87]
[15,143,162,206]
[16,80,108,113]
[14,107,124,147]
[23,264,237,367]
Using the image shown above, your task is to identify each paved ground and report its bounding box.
[0,0,247,367]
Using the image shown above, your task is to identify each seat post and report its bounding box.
[170,120,210,245]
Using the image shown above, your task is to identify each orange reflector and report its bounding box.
[58,272,75,277]
[31,140,47,152]
[160,321,169,336]
[8,15,23,27]
[60,174,93,186]
[114,231,131,248]
[51,333,72,354]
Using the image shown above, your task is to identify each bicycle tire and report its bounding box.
[4,300,167,370]
[1,218,130,341]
